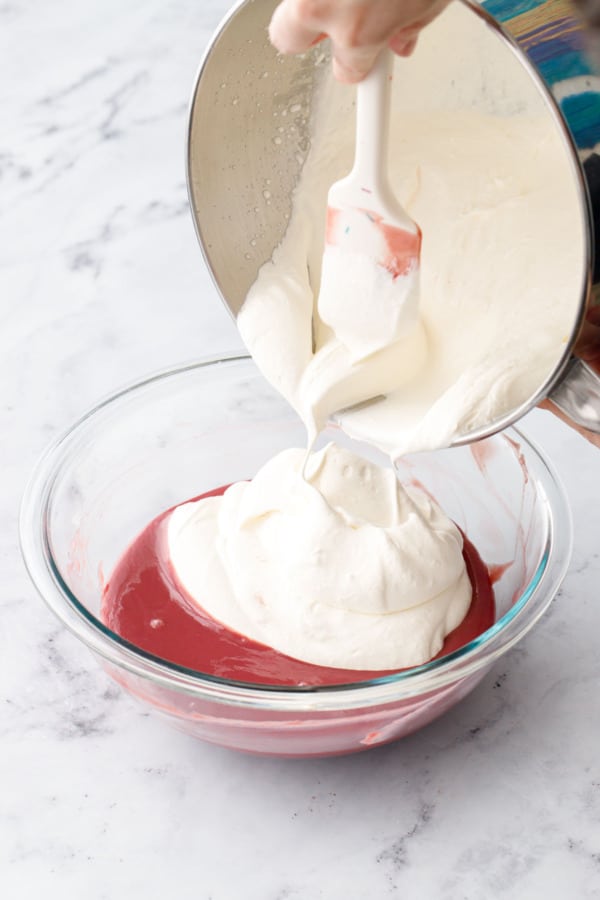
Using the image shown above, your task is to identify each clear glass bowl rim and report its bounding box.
[20,353,573,712]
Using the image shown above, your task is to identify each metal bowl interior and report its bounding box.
[187,0,590,315]
[187,0,591,447]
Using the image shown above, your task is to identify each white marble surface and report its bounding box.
[2,1,600,897]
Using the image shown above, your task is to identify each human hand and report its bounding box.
[269,0,449,83]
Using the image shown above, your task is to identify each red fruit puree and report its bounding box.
[102,486,495,687]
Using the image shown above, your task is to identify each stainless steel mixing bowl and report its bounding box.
[187,0,600,440]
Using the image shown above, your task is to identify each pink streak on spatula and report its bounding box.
[326,207,421,279]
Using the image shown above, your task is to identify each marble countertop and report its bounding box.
[2,1,599,897]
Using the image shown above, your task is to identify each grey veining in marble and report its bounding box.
[1,1,599,898]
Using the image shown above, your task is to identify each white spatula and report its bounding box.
[317,49,421,360]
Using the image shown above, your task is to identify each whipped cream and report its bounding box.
[167,443,471,670]
[238,10,583,455]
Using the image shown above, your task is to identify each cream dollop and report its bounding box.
[167,443,472,670]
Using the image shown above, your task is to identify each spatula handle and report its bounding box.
[353,49,394,193]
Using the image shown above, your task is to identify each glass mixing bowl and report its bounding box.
[20,355,572,757]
